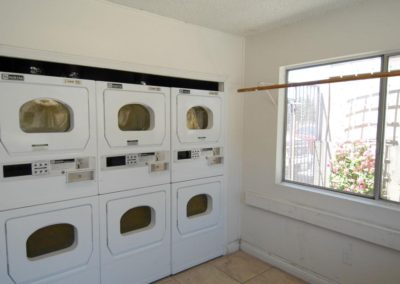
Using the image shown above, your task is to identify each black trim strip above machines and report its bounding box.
[0,56,219,91]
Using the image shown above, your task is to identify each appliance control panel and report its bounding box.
[103,151,169,173]
[176,147,224,165]
[1,157,95,183]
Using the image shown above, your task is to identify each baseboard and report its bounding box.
[226,240,240,254]
[240,240,337,284]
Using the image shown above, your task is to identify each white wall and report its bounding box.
[0,0,244,249]
[243,0,400,283]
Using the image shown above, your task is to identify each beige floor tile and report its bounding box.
[211,251,271,282]
[153,276,180,284]
[245,268,307,284]
[173,263,240,284]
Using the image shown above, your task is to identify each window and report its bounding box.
[283,54,400,202]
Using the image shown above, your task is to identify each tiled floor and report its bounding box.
[155,251,307,284]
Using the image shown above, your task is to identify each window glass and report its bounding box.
[20,99,71,133]
[284,57,381,197]
[381,56,400,202]
[118,104,152,131]
[187,194,209,217]
[120,206,152,234]
[187,107,209,129]
[26,224,75,259]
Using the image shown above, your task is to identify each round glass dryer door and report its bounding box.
[103,89,167,147]
[0,80,92,153]
[177,95,222,144]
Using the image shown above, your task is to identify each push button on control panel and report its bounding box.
[32,161,50,176]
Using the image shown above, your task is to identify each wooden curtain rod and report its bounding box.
[237,70,400,93]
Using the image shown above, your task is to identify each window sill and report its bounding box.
[245,188,400,252]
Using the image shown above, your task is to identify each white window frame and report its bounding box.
[242,51,400,253]
[277,51,400,203]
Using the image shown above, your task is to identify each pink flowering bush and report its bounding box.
[328,141,375,196]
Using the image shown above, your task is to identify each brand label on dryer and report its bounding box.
[1,74,24,81]
[108,83,123,89]
[149,86,161,91]
[64,79,81,85]
[179,89,191,94]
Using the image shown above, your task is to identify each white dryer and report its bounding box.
[96,82,170,194]
[171,88,224,182]
[0,196,99,284]
[0,72,97,211]
[171,176,225,273]
[99,184,170,284]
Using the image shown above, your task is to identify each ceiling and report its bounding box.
[107,0,366,36]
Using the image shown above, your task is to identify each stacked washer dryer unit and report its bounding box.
[96,82,171,284]
[171,87,225,273]
[0,72,100,284]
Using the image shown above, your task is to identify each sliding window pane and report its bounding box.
[381,55,400,202]
[285,57,381,197]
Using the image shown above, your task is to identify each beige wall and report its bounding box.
[0,0,245,248]
[243,0,400,283]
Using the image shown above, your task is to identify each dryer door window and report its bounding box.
[106,191,166,255]
[187,194,211,217]
[103,89,167,147]
[120,206,153,234]
[118,104,153,131]
[177,95,222,143]
[20,99,71,133]
[26,223,76,259]
[187,106,212,130]
[177,181,221,235]
[0,80,92,154]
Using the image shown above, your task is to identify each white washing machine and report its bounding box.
[171,88,224,182]
[0,72,97,211]
[99,184,170,284]
[172,176,225,273]
[96,81,170,194]
[0,196,99,284]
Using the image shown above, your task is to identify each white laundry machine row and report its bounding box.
[0,196,100,284]
[96,81,170,194]
[171,88,224,182]
[0,72,97,211]
[171,176,225,273]
[99,184,171,284]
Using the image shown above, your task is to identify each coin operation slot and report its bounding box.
[150,162,169,173]
[67,170,94,183]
